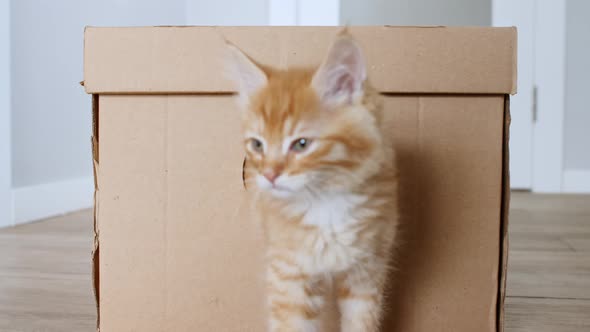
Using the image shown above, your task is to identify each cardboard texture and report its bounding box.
[84,26,515,332]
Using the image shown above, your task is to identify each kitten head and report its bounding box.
[227,34,384,199]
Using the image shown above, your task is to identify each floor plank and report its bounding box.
[507,193,590,301]
[0,193,589,331]
[0,211,95,332]
[507,250,590,299]
[505,297,590,332]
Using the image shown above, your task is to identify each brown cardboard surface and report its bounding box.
[84,26,516,95]
[98,96,266,331]
[96,95,504,331]
[87,26,514,332]
[380,96,504,331]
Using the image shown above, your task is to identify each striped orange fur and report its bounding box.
[228,33,398,332]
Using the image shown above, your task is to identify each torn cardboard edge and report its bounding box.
[88,94,511,332]
[497,95,511,332]
[91,94,100,331]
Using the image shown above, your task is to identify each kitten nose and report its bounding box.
[263,169,280,184]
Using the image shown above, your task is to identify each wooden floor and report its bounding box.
[0,192,589,331]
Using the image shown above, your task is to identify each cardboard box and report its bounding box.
[84,26,516,331]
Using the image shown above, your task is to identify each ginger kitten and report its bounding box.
[227,33,398,332]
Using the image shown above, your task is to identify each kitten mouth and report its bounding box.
[268,185,295,195]
[270,185,291,192]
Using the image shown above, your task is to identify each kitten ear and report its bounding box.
[225,42,268,106]
[311,36,367,106]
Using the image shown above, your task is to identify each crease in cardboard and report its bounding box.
[163,96,170,324]
[242,157,248,190]
[417,97,425,157]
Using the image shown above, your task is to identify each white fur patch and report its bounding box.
[339,297,378,328]
[290,192,371,273]
[302,192,366,228]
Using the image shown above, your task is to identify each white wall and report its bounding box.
[186,0,268,25]
[564,0,590,170]
[5,0,585,224]
[0,0,11,227]
[11,0,91,187]
[562,0,590,192]
[8,0,185,224]
[340,0,491,26]
[268,0,340,26]
[10,0,186,188]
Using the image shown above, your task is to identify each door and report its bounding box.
[493,0,535,190]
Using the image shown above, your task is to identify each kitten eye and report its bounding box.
[249,138,264,153]
[290,138,311,152]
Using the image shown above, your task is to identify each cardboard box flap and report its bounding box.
[84,26,516,95]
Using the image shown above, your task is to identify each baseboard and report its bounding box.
[11,177,94,225]
[562,170,590,193]
[0,188,11,228]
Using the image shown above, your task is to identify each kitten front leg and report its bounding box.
[337,267,388,332]
[266,259,326,332]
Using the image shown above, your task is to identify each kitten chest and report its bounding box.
[297,193,371,273]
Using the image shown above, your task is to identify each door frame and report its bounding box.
[493,0,567,193]
[492,0,535,190]
[532,0,567,193]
